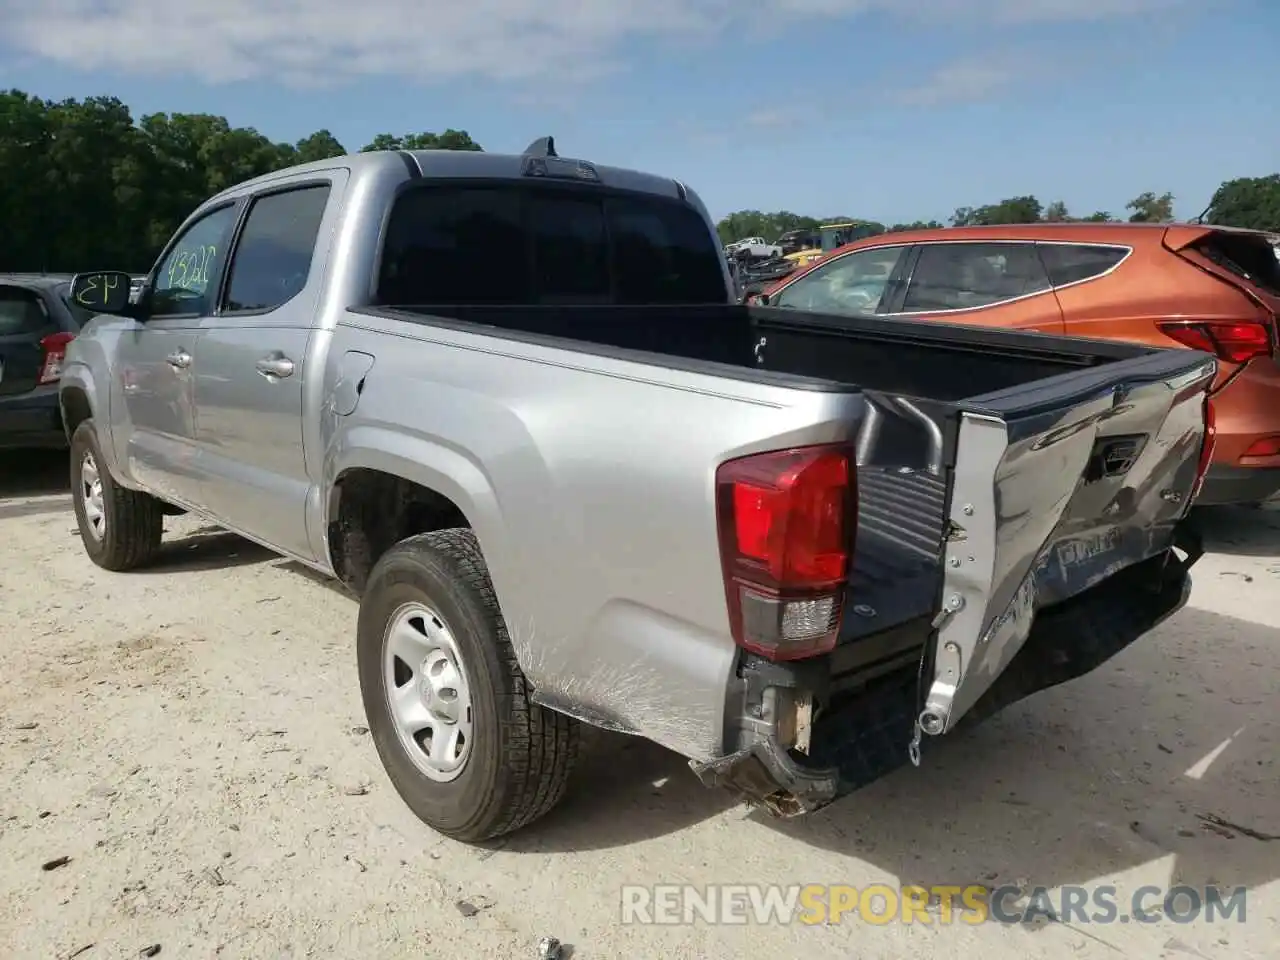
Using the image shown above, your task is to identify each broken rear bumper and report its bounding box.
[691,527,1200,816]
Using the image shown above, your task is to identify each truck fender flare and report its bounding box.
[324,428,526,648]
[59,363,127,485]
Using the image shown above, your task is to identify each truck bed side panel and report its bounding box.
[323,311,868,761]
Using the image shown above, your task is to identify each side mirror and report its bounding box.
[757,293,771,306]
[70,271,134,315]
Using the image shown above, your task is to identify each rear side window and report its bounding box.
[376,184,726,306]
[903,242,1051,312]
[0,286,49,336]
[223,184,331,313]
[1036,243,1128,287]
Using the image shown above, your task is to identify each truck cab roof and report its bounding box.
[207,146,703,214]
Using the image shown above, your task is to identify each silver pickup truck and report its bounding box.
[60,138,1216,843]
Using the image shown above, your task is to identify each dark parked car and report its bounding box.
[0,274,92,449]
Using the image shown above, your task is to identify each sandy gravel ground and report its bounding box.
[1,450,1276,960]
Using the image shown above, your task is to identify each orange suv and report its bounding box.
[755,222,1280,506]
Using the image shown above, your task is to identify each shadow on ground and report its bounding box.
[507,606,1278,928]
[0,449,68,500]
[1193,504,1280,558]
[139,525,276,573]
[276,559,354,598]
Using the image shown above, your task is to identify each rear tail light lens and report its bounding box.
[1157,320,1271,364]
[715,444,856,661]
[1243,436,1280,459]
[37,332,76,385]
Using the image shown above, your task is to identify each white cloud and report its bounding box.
[0,0,1207,87]
[743,109,798,129]
[891,57,1019,107]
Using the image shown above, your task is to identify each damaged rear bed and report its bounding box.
[695,308,1217,814]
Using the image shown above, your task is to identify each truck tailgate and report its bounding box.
[919,348,1215,736]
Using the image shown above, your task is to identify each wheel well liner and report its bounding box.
[328,468,471,593]
[60,386,92,441]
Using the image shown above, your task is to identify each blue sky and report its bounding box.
[2,0,1277,225]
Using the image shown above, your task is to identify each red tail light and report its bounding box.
[715,444,856,661]
[1242,436,1280,458]
[1191,397,1217,503]
[37,332,76,385]
[1156,320,1271,364]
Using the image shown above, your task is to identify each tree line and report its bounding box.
[2,89,1277,274]
[0,89,482,273]
[715,183,1280,246]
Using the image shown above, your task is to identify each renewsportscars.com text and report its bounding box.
[620,883,1248,926]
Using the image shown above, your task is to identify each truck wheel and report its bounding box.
[357,529,580,842]
[69,420,163,572]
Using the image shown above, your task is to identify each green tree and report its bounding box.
[1206,175,1280,232]
[1043,200,1069,222]
[0,89,484,273]
[969,196,1044,225]
[1126,191,1175,223]
[361,129,483,152]
[294,129,347,163]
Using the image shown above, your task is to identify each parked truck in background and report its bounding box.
[725,235,784,260]
[60,139,1216,842]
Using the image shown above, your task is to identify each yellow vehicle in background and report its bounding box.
[784,221,885,266]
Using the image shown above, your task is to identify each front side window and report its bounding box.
[773,246,906,314]
[150,205,240,317]
[223,185,331,313]
[902,242,1051,312]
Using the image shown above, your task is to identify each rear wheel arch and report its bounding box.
[328,466,475,594]
[59,385,93,442]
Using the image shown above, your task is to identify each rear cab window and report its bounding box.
[375,183,727,307]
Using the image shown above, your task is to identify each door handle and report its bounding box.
[166,349,192,369]
[256,354,295,379]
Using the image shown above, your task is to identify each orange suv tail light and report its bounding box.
[1243,436,1280,458]
[1156,320,1271,364]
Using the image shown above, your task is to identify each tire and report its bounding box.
[357,529,580,842]
[70,420,164,572]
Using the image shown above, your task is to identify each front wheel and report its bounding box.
[357,529,580,842]
[69,421,163,571]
